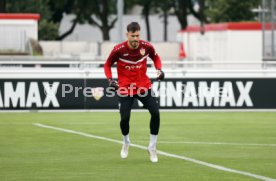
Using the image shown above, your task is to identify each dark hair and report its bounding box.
[127,22,140,32]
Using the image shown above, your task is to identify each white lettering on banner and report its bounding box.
[183,82,198,107]
[147,81,254,108]
[0,89,3,107]
[236,81,253,107]
[220,82,236,107]
[0,82,60,108]
[42,82,60,107]
[160,82,166,107]
[167,82,182,107]
[198,82,220,107]
[26,82,42,107]
[4,82,25,107]
[62,84,73,97]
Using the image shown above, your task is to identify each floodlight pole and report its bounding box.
[117,0,124,42]
[262,0,265,60]
[271,0,275,57]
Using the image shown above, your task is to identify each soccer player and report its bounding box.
[104,22,164,163]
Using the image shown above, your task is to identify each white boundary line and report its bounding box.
[1,109,276,113]
[33,123,276,181]
[133,141,276,147]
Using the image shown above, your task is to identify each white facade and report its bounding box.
[0,14,40,52]
[39,41,180,60]
[178,23,262,62]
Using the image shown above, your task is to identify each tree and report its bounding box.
[5,0,118,41]
[6,0,52,19]
[38,19,59,40]
[172,0,207,30]
[206,0,261,23]
[126,0,207,40]
[194,0,207,34]
[154,0,174,41]
[141,0,153,41]
[173,0,188,29]
[49,0,118,41]
[0,0,6,12]
[48,0,95,40]
[47,0,76,40]
[5,0,59,40]
[86,0,117,41]
[125,0,155,41]
[5,0,78,40]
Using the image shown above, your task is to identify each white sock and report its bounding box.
[149,134,158,150]
[123,134,130,145]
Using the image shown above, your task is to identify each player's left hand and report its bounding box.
[156,69,165,81]
[108,79,119,91]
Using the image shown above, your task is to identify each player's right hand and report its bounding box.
[157,70,165,81]
[108,79,119,90]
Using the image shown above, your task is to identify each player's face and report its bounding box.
[127,31,140,49]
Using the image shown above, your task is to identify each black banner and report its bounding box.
[0,78,276,110]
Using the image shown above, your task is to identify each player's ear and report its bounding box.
[125,32,128,37]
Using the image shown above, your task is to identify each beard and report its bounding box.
[131,41,139,48]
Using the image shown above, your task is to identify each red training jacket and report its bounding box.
[104,40,162,95]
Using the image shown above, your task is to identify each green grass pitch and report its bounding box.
[0,112,276,181]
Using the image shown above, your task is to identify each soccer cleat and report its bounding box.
[120,144,129,159]
[148,147,158,163]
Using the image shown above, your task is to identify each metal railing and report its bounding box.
[0,56,276,70]
[0,57,276,79]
